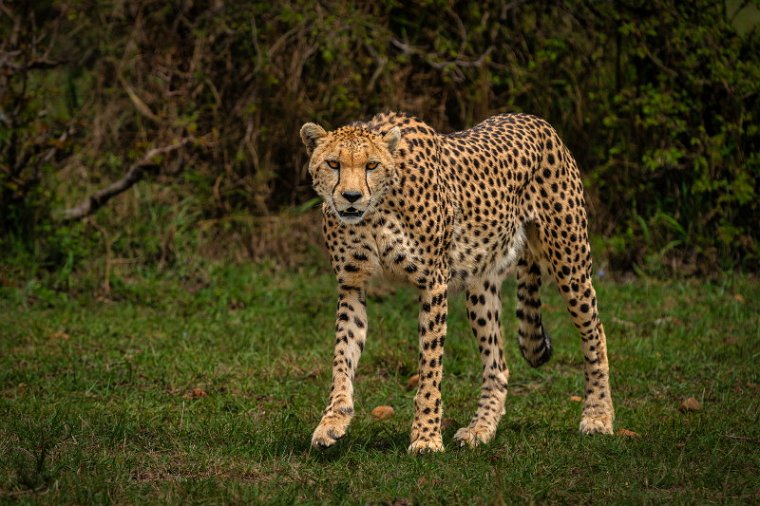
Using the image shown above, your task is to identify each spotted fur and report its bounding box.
[300,112,614,453]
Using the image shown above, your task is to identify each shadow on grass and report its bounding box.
[274,427,412,463]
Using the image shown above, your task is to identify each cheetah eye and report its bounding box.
[365,161,379,171]
[326,160,340,170]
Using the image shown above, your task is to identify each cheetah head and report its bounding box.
[300,123,401,225]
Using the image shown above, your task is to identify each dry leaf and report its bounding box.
[616,428,640,438]
[191,388,208,398]
[371,405,394,420]
[569,395,583,402]
[406,374,420,390]
[679,397,701,412]
[49,331,70,341]
[122,81,161,122]
[734,293,745,303]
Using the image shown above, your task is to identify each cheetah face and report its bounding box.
[300,123,401,225]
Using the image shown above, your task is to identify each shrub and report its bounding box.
[1,0,757,276]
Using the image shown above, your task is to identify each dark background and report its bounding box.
[2,0,758,286]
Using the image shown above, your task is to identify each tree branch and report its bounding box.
[58,139,190,222]
[390,38,494,82]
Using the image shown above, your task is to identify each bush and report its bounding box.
[1,0,758,277]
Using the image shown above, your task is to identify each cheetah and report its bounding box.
[300,112,614,453]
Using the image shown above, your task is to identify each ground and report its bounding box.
[1,264,759,504]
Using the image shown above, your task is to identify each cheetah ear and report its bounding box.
[300,123,327,155]
[383,127,401,155]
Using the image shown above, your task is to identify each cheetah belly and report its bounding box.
[448,221,526,289]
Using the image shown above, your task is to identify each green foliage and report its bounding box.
[1,0,758,276]
[585,2,760,271]
[1,265,758,501]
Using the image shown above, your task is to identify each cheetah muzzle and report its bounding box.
[300,112,614,454]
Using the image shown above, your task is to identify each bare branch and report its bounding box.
[58,139,190,221]
[390,38,494,82]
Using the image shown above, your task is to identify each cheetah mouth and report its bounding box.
[338,207,365,220]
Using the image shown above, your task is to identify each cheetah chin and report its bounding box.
[337,207,365,223]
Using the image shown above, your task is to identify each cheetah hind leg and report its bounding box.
[537,219,614,435]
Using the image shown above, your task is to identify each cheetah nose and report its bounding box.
[342,191,362,203]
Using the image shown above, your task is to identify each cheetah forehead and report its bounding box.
[325,127,383,154]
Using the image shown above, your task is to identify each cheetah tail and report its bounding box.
[515,255,553,368]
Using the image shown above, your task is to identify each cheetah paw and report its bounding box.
[408,437,444,454]
[453,425,495,448]
[311,420,348,449]
[579,412,614,435]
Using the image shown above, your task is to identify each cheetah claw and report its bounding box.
[453,425,495,448]
[579,412,614,435]
[408,437,444,454]
[311,422,347,449]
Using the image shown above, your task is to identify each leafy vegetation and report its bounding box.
[1,1,758,279]
[1,264,758,503]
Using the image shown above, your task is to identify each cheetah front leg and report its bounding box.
[408,281,448,454]
[311,287,368,449]
[454,275,509,448]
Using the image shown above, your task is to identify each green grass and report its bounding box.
[1,265,759,504]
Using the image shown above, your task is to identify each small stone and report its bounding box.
[406,374,420,390]
[371,405,394,420]
[679,397,701,412]
[569,395,583,402]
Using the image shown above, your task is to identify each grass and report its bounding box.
[1,263,759,504]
